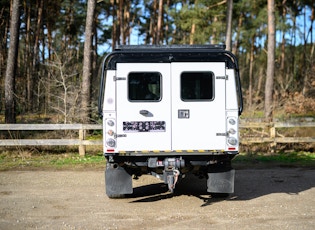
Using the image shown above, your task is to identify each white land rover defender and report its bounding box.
[98,45,243,198]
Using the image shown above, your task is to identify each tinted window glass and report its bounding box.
[128,72,161,101]
[181,72,214,101]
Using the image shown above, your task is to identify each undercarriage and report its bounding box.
[105,154,236,198]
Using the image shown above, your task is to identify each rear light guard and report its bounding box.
[104,112,117,152]
[226,113,239,151]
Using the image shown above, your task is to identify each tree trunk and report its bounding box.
[210,16,218,44]
[189,23,196,45]
[256,67,264,101]
[225,0,233,51]
[151,0,157,44]
[46,20,53,112]
[280,0,286,73]
[118,0,124,45]
[302,4,314,96]
[232,13,243,56]
[248,36,255,108]
[111,0,117,49]
[0,19,9,108]
[123,2,131,44]
[265,0,276,122]
[81,0,96,122]
[5,0,20,123]
[30,0,43,112]
[156,0,163,44]
[24,0,31,113]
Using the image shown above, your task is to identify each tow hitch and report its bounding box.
[165,168,180,193]
[162,158,184,193]
[148,157,185,193]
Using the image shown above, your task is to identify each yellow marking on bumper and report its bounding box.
[118,149,227,154]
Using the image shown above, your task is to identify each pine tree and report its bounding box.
[5,0,20,123]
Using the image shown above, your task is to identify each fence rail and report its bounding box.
[239,121,315,144]
[0,121,314,155]
[0,124,103,156]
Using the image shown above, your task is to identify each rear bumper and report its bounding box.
[104,150,238,157]
[104,152,238,165]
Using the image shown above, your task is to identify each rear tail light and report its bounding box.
[106,138,116,147]
[105,117,116,149]
[228,137,237,145]
[228,128,236,134]
[107,130,114,136]
[227,116,238,149]
[228,118,236,125]
[107,119,115,126]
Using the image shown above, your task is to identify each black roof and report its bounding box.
[103,45,238,70]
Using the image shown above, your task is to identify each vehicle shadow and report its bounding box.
[129,167,315,206]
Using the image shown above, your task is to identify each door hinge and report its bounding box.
[113,76,126,81]
[216,132,227,136]
[216,75,228,80]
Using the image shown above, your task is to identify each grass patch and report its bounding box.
[234,151,315,168]
[1,149,314,171]
[0,151,105,171]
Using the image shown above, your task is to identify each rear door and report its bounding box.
[171,62,226,150]
[116,63,171,152]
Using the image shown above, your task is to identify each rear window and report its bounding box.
[181,72,214,101]
[128,72,161,101]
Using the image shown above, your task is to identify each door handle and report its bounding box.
[140,110,149,115]
[139,110,153,117]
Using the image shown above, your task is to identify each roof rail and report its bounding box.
[115,44,226,51]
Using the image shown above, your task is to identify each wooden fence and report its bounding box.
[0,121,314,155]
[0,124,102,156]
[239,121,315,144]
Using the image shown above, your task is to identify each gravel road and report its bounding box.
[0,167,314,229]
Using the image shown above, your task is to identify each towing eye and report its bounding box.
[167,169,180,193]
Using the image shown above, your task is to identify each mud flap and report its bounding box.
[207,169,235,194]
[105,164,133,197]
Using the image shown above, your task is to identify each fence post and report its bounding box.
[79,127,86,156]
[269,123,276,153]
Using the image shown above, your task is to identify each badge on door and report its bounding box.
[178,109,190,119]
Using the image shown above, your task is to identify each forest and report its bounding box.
[1,0,314,124]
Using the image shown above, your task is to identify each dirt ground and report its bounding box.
[0,167,314,230]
